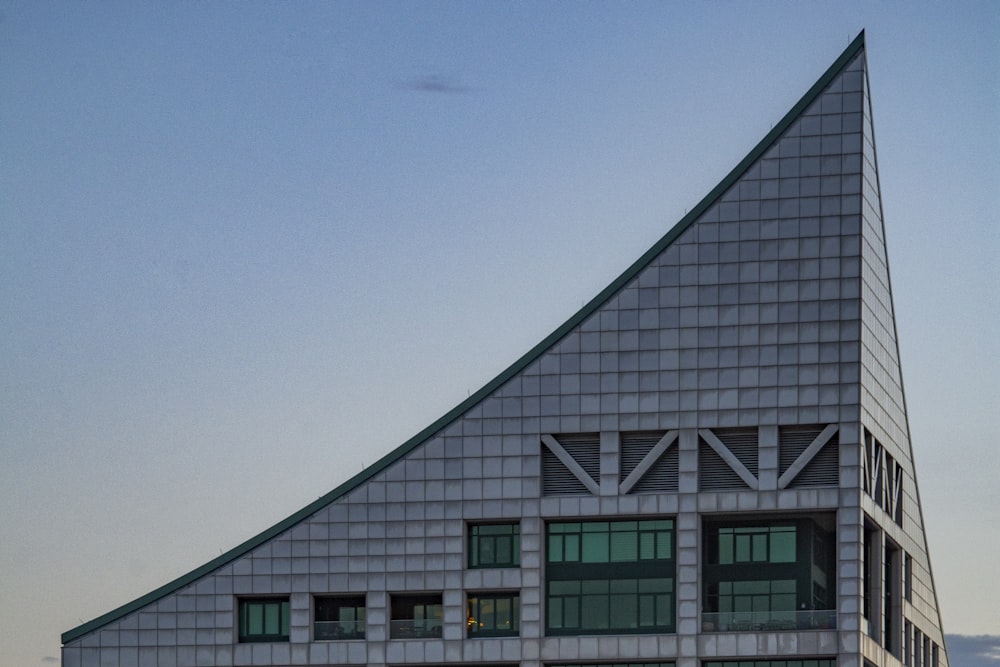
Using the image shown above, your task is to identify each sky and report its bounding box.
[1,2,998,665]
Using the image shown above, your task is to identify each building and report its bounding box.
[62,31,949,667]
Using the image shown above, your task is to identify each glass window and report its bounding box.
[469,523,520,568]
[390,594,443,639]
[718,531,733,565]
[903,552,913,601]
[904,620,912,666]
[582,527,610,562]
[549,519,673,565]
[702,515,836,633]
[314,595,365,640]
[553,664,675,667]
[467,592,519,638]
[703,662,835,667]
[546,519,675,636]
[716,525,798,564]
[238,598,290,643]
[548,577,674,633]
[771,527,796,562]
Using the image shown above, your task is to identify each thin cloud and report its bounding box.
[945,635,1000,666]
[397,74,473,94]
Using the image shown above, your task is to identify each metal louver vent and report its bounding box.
[791,444,839,487]
[633,448,679,494]
[779,425,827,474]
[558,433,600,482]
[541,447,589,495]
[712,427,759,475]
[541,433,599,496]
[619,431,663,481]
[698,439,749,491]
[621,431,678,494]
[780,424,839,487]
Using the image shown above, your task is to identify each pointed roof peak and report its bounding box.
[63,33,874,646]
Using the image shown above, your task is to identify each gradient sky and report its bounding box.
[2,2,998,665]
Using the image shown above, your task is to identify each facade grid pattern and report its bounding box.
[61,33,948,667]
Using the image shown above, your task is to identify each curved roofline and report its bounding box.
[63,30,865,646]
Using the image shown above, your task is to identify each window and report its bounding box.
[713,525,797,564]
[467,592,519,637]
[708,579,797,628]
[553,664,675,667]
[469,523,520,568]
[903,552,913,602]
[863,522,877,633]
[885,539,901,655]
[238,598,290,643]
[546,519,675,635]
[863,430,903,525]
[702,514,836,632]
[904,621,912,666]
[703,662,836,667]
[314,595,365,640]
[390,593,443,639]
[548,519,673,564]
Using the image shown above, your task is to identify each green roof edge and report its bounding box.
[63,30,866,646]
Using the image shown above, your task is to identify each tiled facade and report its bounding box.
[62,33,949,667]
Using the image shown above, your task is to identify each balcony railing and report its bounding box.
[314,619,365,640]
[701,609,837,632]
[389,619,443,639]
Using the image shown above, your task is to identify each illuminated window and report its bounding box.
[467,592,519,637]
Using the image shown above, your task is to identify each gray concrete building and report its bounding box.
[62,31,949,667]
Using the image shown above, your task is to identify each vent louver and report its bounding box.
[541,433,599,496]
[779,424,839,488]
[698,439,750,491]
[791,442,839,487]
[712,427,759,476]
[620,431,679,494]
[779,425,826,473]
[557,433,600,482]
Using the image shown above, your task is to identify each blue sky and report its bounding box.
[946,636,1000,667]
[1,2,998,664]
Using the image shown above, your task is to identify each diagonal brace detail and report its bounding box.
[778,424,839,489]
[618,431,678,495]
[699,429,759,491]
[541,434,600,495]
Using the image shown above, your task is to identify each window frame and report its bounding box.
[545,518,676,636]
[314,594,366,640]
[553,663,676,667]
[703,661,837,667]
[702,513,837,633]
[466,590,520,638]
[468,522,521,569]
[237,597,290,643]
[389,593,444,639]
